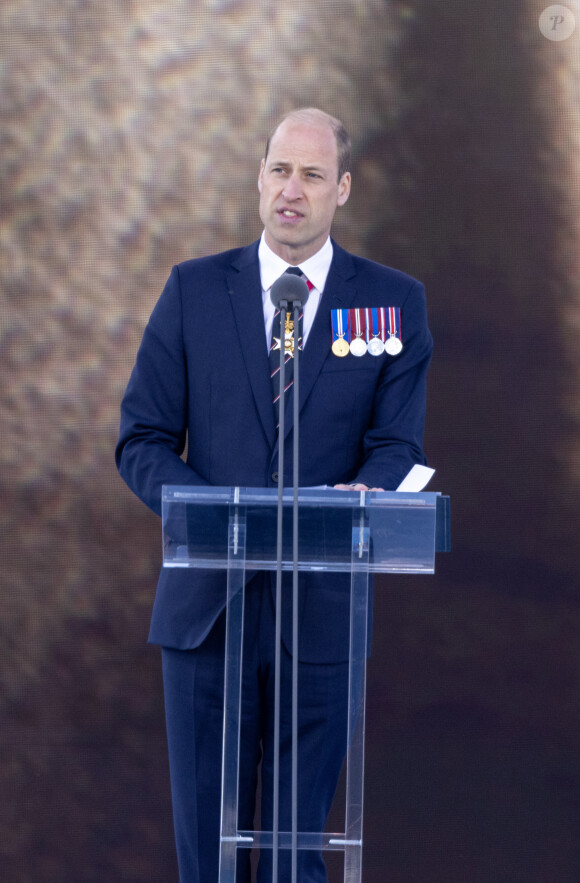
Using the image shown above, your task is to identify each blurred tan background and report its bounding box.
[1,0,580,880]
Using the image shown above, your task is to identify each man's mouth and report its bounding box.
[278,209,302,219]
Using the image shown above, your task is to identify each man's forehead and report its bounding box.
[266,121,338,169]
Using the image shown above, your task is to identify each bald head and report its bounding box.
[264,108,351,182]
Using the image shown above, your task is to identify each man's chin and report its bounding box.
[272,217,307,238]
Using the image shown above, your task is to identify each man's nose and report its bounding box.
[282,173,303,201]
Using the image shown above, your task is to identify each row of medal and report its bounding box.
[331,307,403,358]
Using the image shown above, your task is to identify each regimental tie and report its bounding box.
[269,267,315,430]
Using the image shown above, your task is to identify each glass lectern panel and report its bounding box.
[162,486,443,574]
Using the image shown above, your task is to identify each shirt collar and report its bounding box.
[258,232,333,293]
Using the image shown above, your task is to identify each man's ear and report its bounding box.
[258,158,265,192]
[337,171,351,207]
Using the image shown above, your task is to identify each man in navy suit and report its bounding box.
[116,108,432,881]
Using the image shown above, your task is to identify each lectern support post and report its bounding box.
[218,490,247,880]
[343,499,371,882]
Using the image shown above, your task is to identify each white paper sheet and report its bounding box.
[396,464,435,492]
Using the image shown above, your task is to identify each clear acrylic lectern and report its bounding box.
[162,486,450,883]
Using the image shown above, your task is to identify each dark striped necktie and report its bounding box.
[268,268,314,430]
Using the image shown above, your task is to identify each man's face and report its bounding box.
[258,118,351,264]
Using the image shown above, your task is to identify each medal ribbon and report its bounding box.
[378,307,386,342]
[331,309,348,344]
[370,308,379,340]
[388,307,401,343]
[348,308,366,342]
[365,308,372,344]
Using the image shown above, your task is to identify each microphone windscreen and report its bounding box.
[270,272,310,308]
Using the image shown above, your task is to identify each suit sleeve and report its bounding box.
[350,280,433,490]
[115,266,209,516]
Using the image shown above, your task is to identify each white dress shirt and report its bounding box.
[258,233,333,351]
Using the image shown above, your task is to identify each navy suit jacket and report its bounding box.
[116,239,432,663]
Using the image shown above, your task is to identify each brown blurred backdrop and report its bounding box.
[1,1,579,880]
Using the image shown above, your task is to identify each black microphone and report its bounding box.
[270,270,310,309]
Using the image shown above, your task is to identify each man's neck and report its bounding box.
[260,234,331,267]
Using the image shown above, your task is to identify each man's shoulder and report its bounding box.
[332,241,422,291]
[354,255,422,289]
[175,241,259,278]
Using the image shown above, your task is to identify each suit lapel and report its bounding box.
[226,243,277,445]
[282,243,359,441]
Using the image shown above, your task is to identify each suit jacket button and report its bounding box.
[271,472,279,483]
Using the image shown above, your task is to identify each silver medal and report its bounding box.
[350,337,367,357]
[385,335,403,356]
[368,337,384,356]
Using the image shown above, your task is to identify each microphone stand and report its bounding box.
[290,301,300,883]
[270,276,308,883]
[272,299,286,883]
